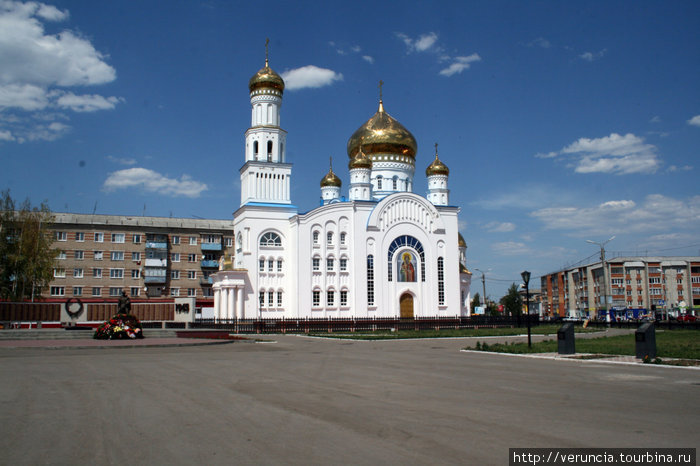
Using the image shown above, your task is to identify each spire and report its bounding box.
[265,38,270,67]
[378,80,385,113]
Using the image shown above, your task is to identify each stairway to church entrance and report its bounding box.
[400,293,414,319]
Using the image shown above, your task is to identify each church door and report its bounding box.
[400,293,414,319]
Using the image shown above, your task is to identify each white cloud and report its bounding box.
[531,194,700,236]
[688,115,700,127]
[484,221,515,233]
[439,54,482,77]
[527,37,551,48]
[542,133,661,175]
[106,155,137,166]
[0,0,122,142]
[649,115,661,123]
[362,55,374,64]
[579,49,607,62]
[102,168,208,198]
[56,93,124,112]
[0,128,14,140]
[350,45,361,53]
[395,32,439,53]
[281,65,343,91]
[491,241,531,255]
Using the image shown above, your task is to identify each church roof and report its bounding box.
[347,99,417,160]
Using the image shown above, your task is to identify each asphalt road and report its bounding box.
[1,335,697,465]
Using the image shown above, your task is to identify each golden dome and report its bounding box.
[320,161,342,187]
[426,151,449,176]
[347,100,417,160]
[460,263,472,274]
[349,146,372,170]
[248,49,285,94]
[458,233,467,248]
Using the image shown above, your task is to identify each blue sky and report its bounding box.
[1,0,699,299]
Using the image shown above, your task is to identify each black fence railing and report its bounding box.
[582,320,700,330]
[190,315,544,334]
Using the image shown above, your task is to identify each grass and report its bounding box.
[467,330,700,360]
[309,324,599,340]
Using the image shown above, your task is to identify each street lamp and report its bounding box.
[521,270,531,348]
[586,236,615,323]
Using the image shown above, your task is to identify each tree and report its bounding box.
[500,283,523,317]
[0,190,56,301]
[471,292,481,310]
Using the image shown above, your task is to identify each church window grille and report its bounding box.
[327,290,335,306]
[438,257,445,305]
[387,235,425,282]
[340,290,348,306]
[260,232,281,247]
[312,257,320,271]
[367,255,375,306]
[312,290,320,307]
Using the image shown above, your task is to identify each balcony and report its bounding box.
[144,276,166,284]
[200,277,213,285]
[201,260,219,268]
[145,258,168,267]
[201,243,222,251]
[146,241,168,249]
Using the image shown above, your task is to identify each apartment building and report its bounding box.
[45,213,234,302]
[541,256,700,318]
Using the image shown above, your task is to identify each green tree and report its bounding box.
[471,292,481,310]
[0,190,56,301]
[500,283,523,317]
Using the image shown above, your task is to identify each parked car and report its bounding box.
[677,314,696,322]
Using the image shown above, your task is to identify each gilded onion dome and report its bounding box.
[347,100,417,160]
[249,41,285,94]
[320,160,342,187]
[460,263,472,274]
[426,145,449,176]
[458,233,467,248]
[349,146,372,170]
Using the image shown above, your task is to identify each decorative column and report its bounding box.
[214,287,221,320]
[227,287,235,320]
[237,287,245,319]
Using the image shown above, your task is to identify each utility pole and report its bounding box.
[586,236,615,323]
[475,268,487,313]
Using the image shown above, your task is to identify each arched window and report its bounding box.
[392,177,398,190]
[327,232,333,245]
[260,232,281,247]
[438,257,445,305]
[253,141,259,158]
[377,176,383,190]
[387,235,425,282]
[367,255,375,306]
[277,290,283,307]
[267,141,273,161]
[327,289,335,306]
[340,232,346,245]
[312,231,319,244]
[312,289,321,307]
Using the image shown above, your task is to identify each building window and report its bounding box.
[53,268,66,278]
[277,260,283,272]
[259,259,265,272]
[131,287,140,297]
[171,253,180,262]
[50,286,65,296]
[93,268,102,278]
[377,176,382,190]
[225,237,233,247]
[132,234,141,244]
[92,287,101,296]
[171,270,180,280]
[188,254,197,262]
[73,286,82,296]
[367,255,375,306]
[111,233,125,243]
[74,250,84,260]
[268,259,274,272]
[437,257,445,305]
[260,232,282,247]
[189,236,197,245]
[340,290,348,306]
[327,258,334,271]
[312,257,320,271]
[649,277,661,284]
[187,270,196,279]
[268,291,274,307]
[171,235,180,245]
[94,232,104,242]
[56,250,66,260]
[327,232,333,245]
[170,288,180,297]
[131,269,140,279]
[277,291,283,307]
[111,251,124,261]
[340,258,347,271]
[75,232,85,242]
[73,268,83,279]
[187,288,196,297]
[259,291,265,307]
[94,251,103,261]
[132,252,141,261]
[340,232,346,245]
[313,231,320,244]
[109,287,122,297]
[110,269,124,279]
[392,177,397,190]
[327,290,335,306]
[55,231,67,241]
[312,290,321,307]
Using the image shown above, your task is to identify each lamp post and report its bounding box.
[521,270,531,348]
[475,268,487,314]
[586,236,615,323]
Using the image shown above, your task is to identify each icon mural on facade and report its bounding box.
[398,251,417,282]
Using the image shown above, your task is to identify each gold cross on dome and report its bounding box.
[435,142,438,156]
[265,38,270,65]
[378,80,384,101]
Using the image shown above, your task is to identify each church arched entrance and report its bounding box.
[400,293,414,319]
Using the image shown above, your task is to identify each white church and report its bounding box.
[212,52,472,320]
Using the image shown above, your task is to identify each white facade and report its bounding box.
[213,57,471,319]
